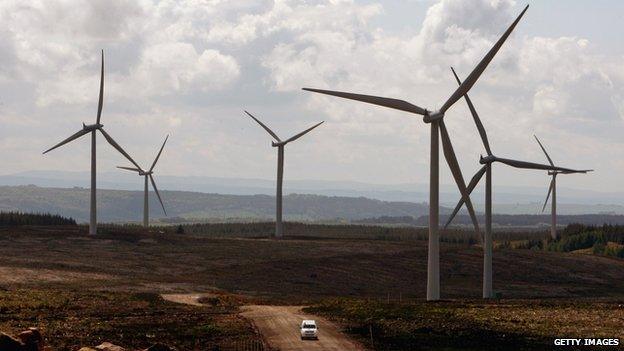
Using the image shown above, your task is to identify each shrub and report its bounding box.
[593,242,606,255]
[604,244,624,258]
[547,231,604,252]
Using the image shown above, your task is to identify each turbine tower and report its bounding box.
[303,5,530,301]
[534,135,592,240]
[118,135,169,227]
[444,67,580,298]
[244,111,323,238]
[43,50,142,235]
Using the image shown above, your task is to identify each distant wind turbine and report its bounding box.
[534,135,592,240]
[444,67,579,298]
[244,111,323,238]
[303,5,530,301]
[118,135,169,227]
[43,50,142,235]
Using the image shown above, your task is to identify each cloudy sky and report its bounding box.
[1,0,623,193]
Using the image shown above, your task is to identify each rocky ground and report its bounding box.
[0,329,174,351]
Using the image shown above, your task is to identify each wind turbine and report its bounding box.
[534,135,592,240]
[43,50,142,235]
[117,135,169,227]
[444,67,580,298]
[303,5,530,301]
[244,111,323,239]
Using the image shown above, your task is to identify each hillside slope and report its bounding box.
[0,185,440,223]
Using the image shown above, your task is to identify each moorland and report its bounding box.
[1,220,623,350]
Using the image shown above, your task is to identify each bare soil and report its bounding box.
[161,293,217,306]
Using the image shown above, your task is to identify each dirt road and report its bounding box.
[241,305,364,351]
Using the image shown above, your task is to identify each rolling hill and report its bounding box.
[2,171,624,214]
[0,185,440,223]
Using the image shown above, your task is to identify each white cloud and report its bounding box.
[0,0,623,193]
[0,0,241,106]
[130,43,240,95]
[259,0,624,188]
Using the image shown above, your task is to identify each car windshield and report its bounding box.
[302,324,316,329]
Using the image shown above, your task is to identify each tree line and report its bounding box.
[504,223,624,259]
[0,211,76,226]
[355,214,624,227]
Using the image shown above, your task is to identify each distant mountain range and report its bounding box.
[355,214,624,227]
[0,185,440,223]
[0,170,623,215]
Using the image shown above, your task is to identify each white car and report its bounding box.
[300,320,318,340]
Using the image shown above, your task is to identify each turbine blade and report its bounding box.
[99,128,143,171]
[542,177,555,213]
[561,169,593,174]
[149,174,166,215]
[43,128,90,154]
[97,50,104,124]
[444,165,487,229]
[440,5,529,113]
[533,135,554,166]
[244,111,281,142]
[149,135,169,172]
[283,121,324,144]
[439,120,480,234]
[450,67,492,156]
[117,166,141,172]
[495,157,575,172]
[302,88,427,115]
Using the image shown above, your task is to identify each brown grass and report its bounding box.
[0,225,623,301]
[0,225,623,349]
[305,298,624,350]
[0,288,263,350]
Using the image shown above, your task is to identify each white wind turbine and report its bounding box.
[303,5,530,301]
[118,135,169,227]
[534,135,592,240]
[444,67,581,298]
[244,111,323,239]
[43,50,142,235]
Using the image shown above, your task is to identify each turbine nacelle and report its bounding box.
[480,154,496,164]
[271,140,294,147]
[83,123,103,131]
[422,111,444,123]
